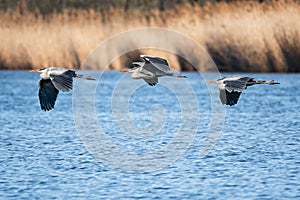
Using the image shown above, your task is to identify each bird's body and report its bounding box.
[29,67,95,111]
[208,76,280,106]
[120,55,186,86]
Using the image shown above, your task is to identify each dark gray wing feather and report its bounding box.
[142,55,169,66]
[141,55,171,73]
[219,89,241,106]
[38,79,59,111]
[50,70,74,92]
[223,77,251,93]
[131,62,144,69]
[143,77,158,86]
[218,76,253,106]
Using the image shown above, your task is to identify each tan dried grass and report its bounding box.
[0,1,299,72]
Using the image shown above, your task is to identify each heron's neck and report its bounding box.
[40,70,50,79]
[131,71,140,79]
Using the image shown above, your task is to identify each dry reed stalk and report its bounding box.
[0,1,299,72]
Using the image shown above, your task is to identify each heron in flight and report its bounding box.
[29,67,95,111]
[119,55,186,86]
[207,76,280,106]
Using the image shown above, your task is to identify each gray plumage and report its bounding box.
[212,76,280,106]
[30,67,95,111]
[38,79,59,111]
[50,70,75,92]
[120,55,186,86]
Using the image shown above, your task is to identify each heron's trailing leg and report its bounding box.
[267,80,280,85]
[75,74,96,80]
[173,74,187,78]
[247,79,280,86]
[255,80,280,85]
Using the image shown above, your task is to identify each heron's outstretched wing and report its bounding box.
[219,89,241,106]
[131,62,144,69]
[38,79,59,111]
[218,76,250,106]
[143,77,158,86]
[49,70,75,92]
[222,76,251,93]
[141,55,169,66]
[140,55,171,73]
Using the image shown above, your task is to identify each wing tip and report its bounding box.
[147,82,157,86]
[219,89,241,106]
[226,102,238,106]
[41,104,54,111]
[226,91,241,106]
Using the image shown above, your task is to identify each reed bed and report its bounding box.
[0,1,299,72]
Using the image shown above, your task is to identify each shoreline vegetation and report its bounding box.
[0,0,299,72]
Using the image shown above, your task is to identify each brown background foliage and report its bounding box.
[0,0,299,72]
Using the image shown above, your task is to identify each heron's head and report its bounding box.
[28,68,46,73]
[119,68,134,73]
[119,61,143,73]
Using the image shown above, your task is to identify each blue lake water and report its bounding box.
[0,71,299,199]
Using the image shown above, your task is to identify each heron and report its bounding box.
[207,76,280,106]
[29,67,95,111]
[119,55,186,86]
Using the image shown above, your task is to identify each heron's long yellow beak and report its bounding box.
[28,69,38,72]
[119,69,129,72]
[268,81,280,85]
[206,80,217,83]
